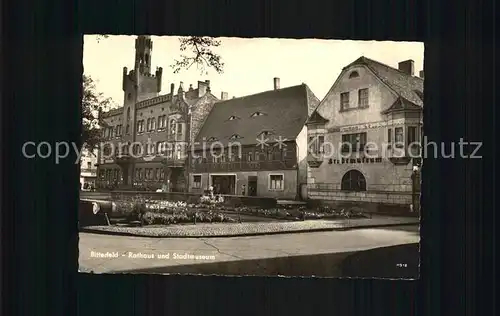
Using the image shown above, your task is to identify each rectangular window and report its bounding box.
[340,92,350,110]
[269,174,284,190]
[407,126,417,144]
[308,136,315,153]
[247,152,253,161]
[388,128,393,143]
[341,132,367,152]
[159,169,165,180]
[192,175,202,188]
[309,135,325,154]
[87,161,92,169]
[318,136,325,153]
[358,88,369,107]
[267,150,273,160]
[395,127,404,144]
[176,123,183,136]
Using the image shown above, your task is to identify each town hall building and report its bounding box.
[306,56,423,213]
[96,36,222,191]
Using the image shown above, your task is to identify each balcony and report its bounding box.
[162,157,186,168]
[387,143,421,165]
[307,153,324,168]
[191,160,297,173]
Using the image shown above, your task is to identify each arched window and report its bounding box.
[127,108,131,120]
[127,93,132,101]
[349,71,360,78]
[341,170,366,191]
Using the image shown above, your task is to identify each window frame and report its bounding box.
[192,174,202,189]
[358,88,369,108]
[340,92,350,110]
[268,173,285,191]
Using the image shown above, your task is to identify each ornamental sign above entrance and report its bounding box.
[328,157,383,164]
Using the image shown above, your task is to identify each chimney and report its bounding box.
[197,81,208,97]
[170,83,175,95]
[221,92,228,100]
[419,70,424,79]
[273,77,280,90]
[398,60,415,76]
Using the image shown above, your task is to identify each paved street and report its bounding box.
[79,225,419,275]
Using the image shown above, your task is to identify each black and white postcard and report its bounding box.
[77,35,423,278]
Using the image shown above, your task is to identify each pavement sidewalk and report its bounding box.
[80,216,419,238]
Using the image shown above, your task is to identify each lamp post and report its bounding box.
[411,165,421,213]
[185,106,193,192]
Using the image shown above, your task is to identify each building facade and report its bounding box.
[189,79,319,199]
[80,148,97,190]
[96,36,221,191]
[306,57,423,212]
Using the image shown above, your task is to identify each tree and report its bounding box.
[170,37,224,75]
[81,74,113,153]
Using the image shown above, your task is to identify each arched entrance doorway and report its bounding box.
[341,170,367,191]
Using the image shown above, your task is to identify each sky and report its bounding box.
[83,35,424,108]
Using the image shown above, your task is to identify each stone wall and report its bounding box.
[308,188,412,205]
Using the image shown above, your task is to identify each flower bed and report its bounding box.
[112,197,236,226]
[141,210,237,225]
[233,205,368,221]
[110,195,368,227]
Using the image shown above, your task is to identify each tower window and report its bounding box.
[127,93,132,100]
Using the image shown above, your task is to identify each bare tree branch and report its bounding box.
[170,36,225,75]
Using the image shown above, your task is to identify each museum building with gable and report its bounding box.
[306,56,423,213]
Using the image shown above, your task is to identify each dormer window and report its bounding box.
[349,71,360,78]
[251,112,265,117]
[229,134,242,140]
[258,130,274,138]
[207,137,218,142]
[228,116,239,121]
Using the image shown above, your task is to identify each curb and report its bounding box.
[79,222,419,239]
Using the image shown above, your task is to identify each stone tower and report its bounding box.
[119,35,163,185]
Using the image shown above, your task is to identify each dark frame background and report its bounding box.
[2,0,495,315]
